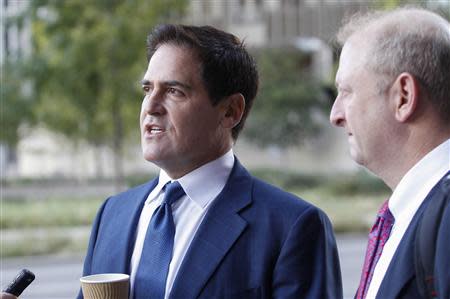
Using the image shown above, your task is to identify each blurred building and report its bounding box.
[186,0,370,46]
[1,0,30,62]
[1,0,377,179]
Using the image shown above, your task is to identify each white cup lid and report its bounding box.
[80,273,129,283]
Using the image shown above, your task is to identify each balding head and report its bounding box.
[337,8,449,45]
[337,7,450,124]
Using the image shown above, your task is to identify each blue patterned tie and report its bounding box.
[134,181,185,299]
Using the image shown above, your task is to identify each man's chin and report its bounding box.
[349,150,364,166]
[142,150,161,164]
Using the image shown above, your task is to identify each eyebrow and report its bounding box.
[141,79,192,90]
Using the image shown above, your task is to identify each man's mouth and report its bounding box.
[144,124,165,136]
[150,128,163,134]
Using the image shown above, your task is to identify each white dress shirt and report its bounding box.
[129,149,235,299]
[366,139,450,298]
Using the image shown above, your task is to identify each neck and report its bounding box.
[375,125,449,190]
[164,145,232,180]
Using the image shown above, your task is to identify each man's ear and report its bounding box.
[220,93,245,129]
[391,72,419,123]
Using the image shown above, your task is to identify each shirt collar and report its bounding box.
[389,139,450,220]
[147,149,235,209]
[145,171,172,205]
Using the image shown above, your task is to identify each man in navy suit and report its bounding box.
[331,7,450,299]
[79,24,342,299]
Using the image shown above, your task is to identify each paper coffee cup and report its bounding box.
[80,273,129,299]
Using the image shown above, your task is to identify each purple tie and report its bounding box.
[356,200,395,299]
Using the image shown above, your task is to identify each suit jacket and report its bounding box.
[78,159,343,299]
[376,172,450,299]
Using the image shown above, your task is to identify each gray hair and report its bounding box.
[337,7,450,124]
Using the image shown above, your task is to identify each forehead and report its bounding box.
[144,44,202,83]
[335,38,371,85]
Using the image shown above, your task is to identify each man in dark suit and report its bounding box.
[330,7,450,299]
[78,24,342,299]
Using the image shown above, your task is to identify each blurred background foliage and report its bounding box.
[4,0,448,173]
[3,0,449,158]
[246,48,330,147]
[0,60,34,147]
[3,0,331,168]
[5,0,188,184]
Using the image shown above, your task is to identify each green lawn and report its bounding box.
[1,172,389,257]
[1,190,386,232]
[1,197,104,229]
[1,229,89,257]
[1,196,103,257]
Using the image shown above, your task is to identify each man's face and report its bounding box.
[330,39,395,170]
[140,44,230,178]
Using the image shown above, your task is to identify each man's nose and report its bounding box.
[142,90,165,116]
[329,98,345,127]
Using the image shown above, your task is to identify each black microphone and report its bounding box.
[2,269,35,297]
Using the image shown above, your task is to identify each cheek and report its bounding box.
[139,100,146,122]
[347,96,371,125]
[139,113,145,131]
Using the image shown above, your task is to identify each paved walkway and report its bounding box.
[1,234,366,299]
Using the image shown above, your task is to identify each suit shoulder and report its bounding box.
[251,176,322,215]
[244,176,335,246]
[104,179,156,207]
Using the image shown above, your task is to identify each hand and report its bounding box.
[0,293,18,299]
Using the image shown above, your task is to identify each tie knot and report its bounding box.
[377,200,394,223]
[163,181,185,206]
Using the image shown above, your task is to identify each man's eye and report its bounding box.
[338,88,350,96]
[168,88,183,96]
[142,86,152,93]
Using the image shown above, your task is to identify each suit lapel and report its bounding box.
[376,196,431,298]
[100,179,158,274]
[170,159,252,298]
[376,222,417,298]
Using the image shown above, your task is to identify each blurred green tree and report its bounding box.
[244,48,330,147]
[18,0,187,184]
[1,60,34,148]
[374,0,425,9]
